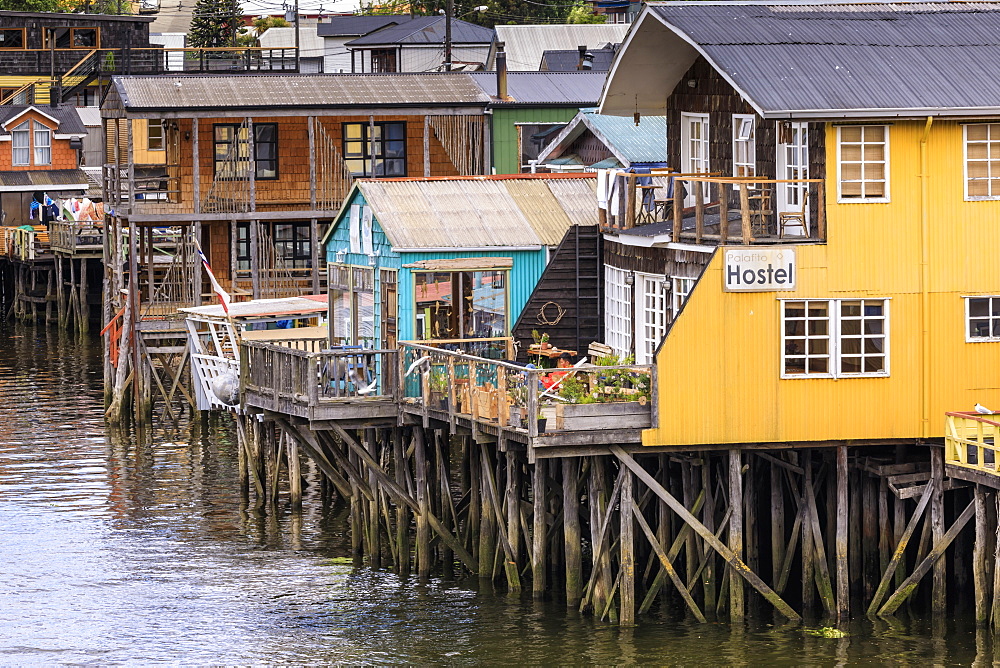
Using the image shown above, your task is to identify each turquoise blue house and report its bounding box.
[321,174,598,349]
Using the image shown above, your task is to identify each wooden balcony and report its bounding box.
[602,172,826,246]
[49,220,103,257]
[0,225,51,262]
[398,342,654,456]
[241,340,399,423]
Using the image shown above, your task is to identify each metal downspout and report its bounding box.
[920,116,933,438]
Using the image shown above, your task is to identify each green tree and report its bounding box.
[567,1,604,24]
[0,0,75,10]
[188,0,244,49]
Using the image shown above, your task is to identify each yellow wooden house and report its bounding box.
[598,2,1000,449]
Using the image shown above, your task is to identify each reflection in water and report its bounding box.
[0,322,994,663]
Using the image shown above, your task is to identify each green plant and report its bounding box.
[540,332,550,344]
[805,627,847,638]
[429,367,449,395]
[531,329,541,345]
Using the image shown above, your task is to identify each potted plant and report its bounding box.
[429,368,449,409]
[540,332,552,350]
[537,409,547,433]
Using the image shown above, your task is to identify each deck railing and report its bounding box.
[399,342,653,437]
[49,220,103,256]
[945,412,1000,476]
[4,226,51,261]
[242,341,398,414]
[604,172,826,245]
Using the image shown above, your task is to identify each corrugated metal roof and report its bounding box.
[180,295,327,320]
[0,169,88,189]
[468,71,606,105]
[346,16,494,46]
[540,47,616,72]
[317,15,413,37]
[495,24,630,71]
[111,73,491,111]
[353,176,597,249]
[537,109,666,165]
[645,1,1000,115]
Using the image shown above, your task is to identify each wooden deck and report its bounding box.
[944,411,1000,489]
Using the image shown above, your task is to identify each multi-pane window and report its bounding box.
[964,124,1000,200]
[33,121,51,165]
[966,296,1000,341]
[147,119,164,151]
[46,27,99,49]
[604,265,633,359]
[370,48,396,73]
[413,270,508,339]
[274,223,312,269]
[343,122,406,177]
[671,276,695,316]
[12,121,29,166]
[732,114,756,181]
[782,299,888,378]
[638,274,667,365]
[213,123,278,180]
[837,125,889,201]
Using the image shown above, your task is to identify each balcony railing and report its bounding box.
[241,340,398,418]
[49,220,103,256]
[603,172,826,245]
[0,225,51,261]
[399,342,653,438]
[945,412,1000,476]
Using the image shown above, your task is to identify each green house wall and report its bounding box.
[491,107,581,175]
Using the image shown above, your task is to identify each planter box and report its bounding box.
[554,401,651,431]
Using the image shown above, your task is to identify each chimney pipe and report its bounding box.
[577,44,587,70]
[496,42,507,100]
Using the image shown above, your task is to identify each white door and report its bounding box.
[636,273,667,365]
[681,113,710,206]
[777,121,809,235]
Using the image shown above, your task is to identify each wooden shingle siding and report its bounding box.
[603,239,712,281]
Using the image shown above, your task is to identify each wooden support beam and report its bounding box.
[479,443,521,591]
[771,461,786,585]
[414,427,431,579]
[276,418,356,500]
[836,445,849,620]
[610,446,800,621]
[288,436,302,509]
[877,498,975,617]
[930,446,946,614]
[532,459,547,599]
[728,450,744,624]
[805,462,836,616]
[638,489,705,615]
[564,457,583,607]
[975,485,989,627]
[620,466,636,626]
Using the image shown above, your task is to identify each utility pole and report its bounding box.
[444,0,454,71]
[295,0,300,72]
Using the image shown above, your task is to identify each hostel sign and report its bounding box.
[723,247,796,292]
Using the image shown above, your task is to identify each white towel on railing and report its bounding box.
[597,169,609,210]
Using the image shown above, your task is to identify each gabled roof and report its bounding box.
[323,175,598,250]
[494,24,630,71]
[105,74,491,114]
[468,71,606,106]
[346,16,494,47]
[536,108,667,167]
[0,106,86,135]
[317,15,413,37]
[602,1,1000,119]
[0,169,88,191]
[540,46,617,72]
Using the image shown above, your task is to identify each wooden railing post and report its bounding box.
[694,180,704,244]
[816,181,826,241]
[672,178,683,243]
[739,185,752,243]
[527,369,539,438]
[719,182,729,244]
[625,173,637,230]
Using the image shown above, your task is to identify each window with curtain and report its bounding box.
[342,122,406,177]
[837,125,889,201]
[11,121,29,166]
[33,121,51,165]
[964,124,1000,200]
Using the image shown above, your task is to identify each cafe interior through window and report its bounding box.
[414,270,508,340]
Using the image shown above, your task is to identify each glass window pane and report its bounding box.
[840,127,862,142]
[968,125,990,141]
[864,357,885,373]
[809,358,828,374]
[841,356,861,373]
[970,298,989,317]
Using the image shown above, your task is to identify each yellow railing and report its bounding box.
[945,412,1000,475]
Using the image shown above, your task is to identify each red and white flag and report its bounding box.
[193,239,231,314]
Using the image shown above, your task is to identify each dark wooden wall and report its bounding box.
[603,240,712,282]
[512,225,602,362]
[665,56,826,192]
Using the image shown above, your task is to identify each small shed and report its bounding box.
[321,174,597,349]
[534,107,667,172]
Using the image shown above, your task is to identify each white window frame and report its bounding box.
[604,265,633,359]
[965,295,1000,342]
[963,124,1000,201]
[780,298,890,379]
[732,114,756,184]
[147,119,165,151]
[33,120,51,166]
[837,125,889,203]
[636,272,667,365]
[11,120,29,166]
[671,276,695,316]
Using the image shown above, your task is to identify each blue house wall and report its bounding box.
[324,187,551,344]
